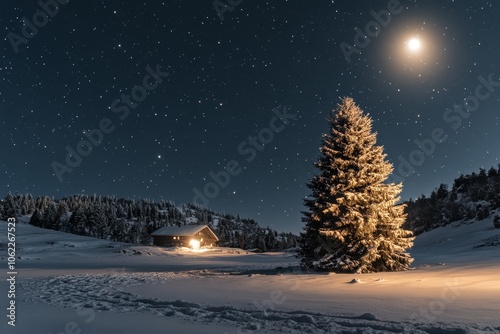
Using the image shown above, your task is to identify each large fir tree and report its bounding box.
[300,97,414,273]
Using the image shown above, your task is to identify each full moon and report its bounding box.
[407,38,422,51]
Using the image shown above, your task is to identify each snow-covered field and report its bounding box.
[1,218,499,333]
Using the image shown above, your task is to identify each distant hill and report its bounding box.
[0,194,298,251]
[404,164,500,234]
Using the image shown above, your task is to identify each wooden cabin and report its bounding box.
[151,225,219,248]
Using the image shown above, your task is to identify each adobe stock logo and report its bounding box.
[51,64,169,182]
[409,279,462,322]
[388,73,500,184]
[192,106,296,207]
[340,0,404,63]
[6,0,71,54]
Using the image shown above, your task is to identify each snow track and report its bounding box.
[21,273,497,334]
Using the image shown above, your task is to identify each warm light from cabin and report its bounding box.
[189,239,201,250]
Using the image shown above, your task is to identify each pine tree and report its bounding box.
[56,201,70,231]
[300,97,414,273]
[3,193,20,218]
[86,203,107,238]
[29,208,43,227]
[68,207,87,235]
[42,203,59,230]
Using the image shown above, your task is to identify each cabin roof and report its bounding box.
[151,224,219,240]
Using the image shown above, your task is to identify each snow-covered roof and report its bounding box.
[151,225,218,240]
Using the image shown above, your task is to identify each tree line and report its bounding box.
[404,165,500,234]
[0,194,297,251]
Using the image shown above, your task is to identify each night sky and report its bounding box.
[2,0,499,233]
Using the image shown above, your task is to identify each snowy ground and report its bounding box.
[1,218,499,333]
